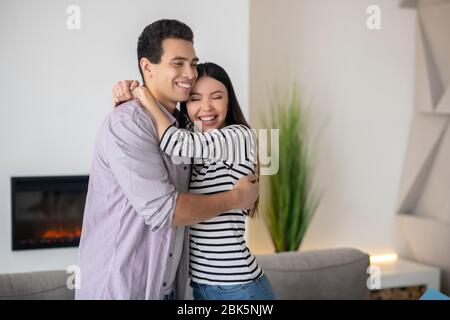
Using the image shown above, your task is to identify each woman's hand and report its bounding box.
[131,86,157,112]
[233,174,259,210]
[112,80,140,107]
[129,85,171,140]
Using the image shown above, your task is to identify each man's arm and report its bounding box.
[173,174,258,226]
[106,110,178,232]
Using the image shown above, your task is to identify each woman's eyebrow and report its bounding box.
[190,90,224,96]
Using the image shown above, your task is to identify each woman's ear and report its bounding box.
[139,57,153,78]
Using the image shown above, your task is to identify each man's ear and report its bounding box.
[139,57,153,78]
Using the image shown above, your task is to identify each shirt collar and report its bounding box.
[156,101,179,128]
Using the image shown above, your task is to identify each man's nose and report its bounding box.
[182,65,197,80]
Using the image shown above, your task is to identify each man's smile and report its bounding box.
[175,81,192,90]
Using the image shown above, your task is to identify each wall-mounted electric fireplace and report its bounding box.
[11,175,88,250]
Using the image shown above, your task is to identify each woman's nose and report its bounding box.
[200,100,214,111]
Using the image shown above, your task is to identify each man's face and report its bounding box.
[147,38,198,107]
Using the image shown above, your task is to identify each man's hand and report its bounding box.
[233,174,259,210]
[173,174,259,226]
[112,80,140,107]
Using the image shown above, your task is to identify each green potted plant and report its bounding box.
[263,85,322,252]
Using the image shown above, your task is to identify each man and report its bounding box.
[76,19,258,300]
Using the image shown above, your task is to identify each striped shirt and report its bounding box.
[160,124,263,285]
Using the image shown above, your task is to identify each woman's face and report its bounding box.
[186,76,228,131]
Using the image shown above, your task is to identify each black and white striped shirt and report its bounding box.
[160,124,263,285]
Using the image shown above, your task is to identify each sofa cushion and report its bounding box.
[256,248,370,299]
[0,270,74,300]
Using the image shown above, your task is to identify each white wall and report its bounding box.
[0,0,249,273]
[249,0,417,256]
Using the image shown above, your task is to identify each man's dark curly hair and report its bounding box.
[137,19,194,82]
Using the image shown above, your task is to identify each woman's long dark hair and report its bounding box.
[179,62,259,217]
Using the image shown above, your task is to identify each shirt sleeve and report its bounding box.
[159,124,257,167]
[105,111,178,232]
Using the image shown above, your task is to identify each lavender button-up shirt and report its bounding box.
[76,100,190,300]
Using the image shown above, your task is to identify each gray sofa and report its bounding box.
[0,248,370,300]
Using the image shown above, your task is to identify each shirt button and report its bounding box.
[163,282,166,287]
[184,166,187,170]
[169,253,173,258]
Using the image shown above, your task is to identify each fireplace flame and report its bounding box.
[41,228,81,239]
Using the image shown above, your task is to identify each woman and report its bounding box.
[113,62,275,300]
